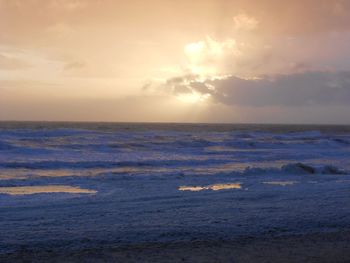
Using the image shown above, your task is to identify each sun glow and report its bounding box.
[176,92,211,103]
[184,36,238,78]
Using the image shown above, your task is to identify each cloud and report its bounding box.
[181,35,274,79]
[63,61,86,71]
[48,0,87,11]
[46,23,75,39]
[149,4,350,111]
[0,54,30,70]
[230,0,350,35]
[184,37,240,77]
[233,12,259,31]
[173,71,350,107]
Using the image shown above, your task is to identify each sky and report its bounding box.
[1,0,350,123]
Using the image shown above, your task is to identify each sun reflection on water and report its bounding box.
[262,181,298,186]
[0,185,97,195]
[179,183,242,192]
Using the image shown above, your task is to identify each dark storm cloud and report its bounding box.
[172,71,350,107]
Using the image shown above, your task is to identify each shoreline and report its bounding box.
[2,230,350,263]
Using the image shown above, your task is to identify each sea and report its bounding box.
[0,122,350,252]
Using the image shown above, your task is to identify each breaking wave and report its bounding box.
[243,162,347,176]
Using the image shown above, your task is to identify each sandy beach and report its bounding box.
[1,230,350,263]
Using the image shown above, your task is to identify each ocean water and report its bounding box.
[1,122,350,252]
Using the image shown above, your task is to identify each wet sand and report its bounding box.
[1,230,350,263]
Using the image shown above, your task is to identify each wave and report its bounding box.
[332,137,350,145]
[0,141,16,150]
[2,128,350,155]
[243,162,347,176]
[0,158,228,170]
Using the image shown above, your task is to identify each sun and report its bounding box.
[176,92,211,104]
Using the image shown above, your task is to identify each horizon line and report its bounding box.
[0,120,350,126]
